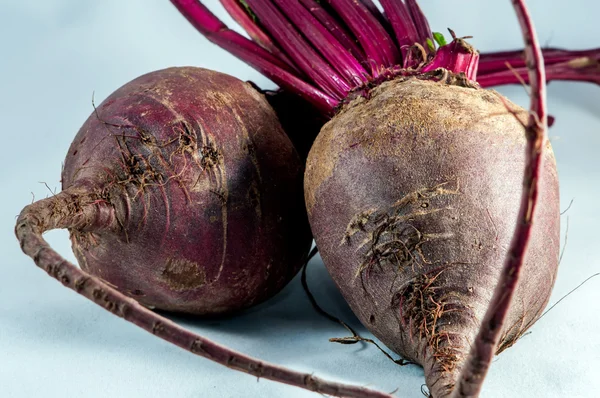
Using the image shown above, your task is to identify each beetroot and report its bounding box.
[305,78,558,397]
[172,0,560,396]
[18,66,311,314]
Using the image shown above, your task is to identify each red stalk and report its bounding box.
[326,0,400,75]
[245,0,351,98]
[170,0,336,113]
[379,0,419,57]
[478,47,600,87]
[405,0,433,48]
[298,0,367,64]
[272,0,368,86]
[172,1,599,117]
[358,0,394,36]
[422,39,480,80]
[479,47,600,73]
[219,0,298,72]
[171,0,291,73]
[478,58,600,87]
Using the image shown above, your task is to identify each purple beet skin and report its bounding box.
[26,66,312,315]
[304,79,559,397]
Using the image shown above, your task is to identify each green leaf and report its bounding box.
[433,32,447,46]
[426,38,435,52]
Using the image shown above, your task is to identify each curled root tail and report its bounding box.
[15,193,393,398]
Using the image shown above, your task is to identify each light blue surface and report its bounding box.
[1,1,599,397]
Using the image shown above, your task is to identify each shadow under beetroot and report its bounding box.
[162,256,366,339]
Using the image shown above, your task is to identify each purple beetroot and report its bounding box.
[17,66,311,315]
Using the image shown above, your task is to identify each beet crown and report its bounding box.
[171,0,599,120]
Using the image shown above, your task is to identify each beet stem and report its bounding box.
[172,1,598,117]
[171,0,291,73]
[170,0,337,113]
[452,1,548,396]
[477,57,600,87]
[15,193,394,398]
[273,0,369,87]
[298,0,367,65]
[326,0,400,75]
[357,0,395,39]
[479,47,600,73]
[219,0,299,72]
[405,0,433,49]
[245,0,352,99]
[421,39,480,80]
[379,0,419,58]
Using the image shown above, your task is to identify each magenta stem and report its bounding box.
[479,47,600,73]
[358,0,394,36]
[170,0,336,113]
[405,0,432,48]
[273,0,368,87]
[421,39,480,80]
[172,1,598,121]
[245,0,351,99]
[299,0,367,64]
[379,0,419,57]
[219,0,298,72]
[326,0,400,75]
[478,59,600,87]
[171,0,291,72]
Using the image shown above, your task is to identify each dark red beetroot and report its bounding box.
[304,78,559,397]
[19,66,311,314]
[172,1,563,396]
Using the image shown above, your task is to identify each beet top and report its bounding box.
[20,66,311,314]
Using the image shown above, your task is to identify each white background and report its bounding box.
[1,1,599,397]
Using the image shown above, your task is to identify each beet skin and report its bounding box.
[56,67,311,314]
[304,78,560,397]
